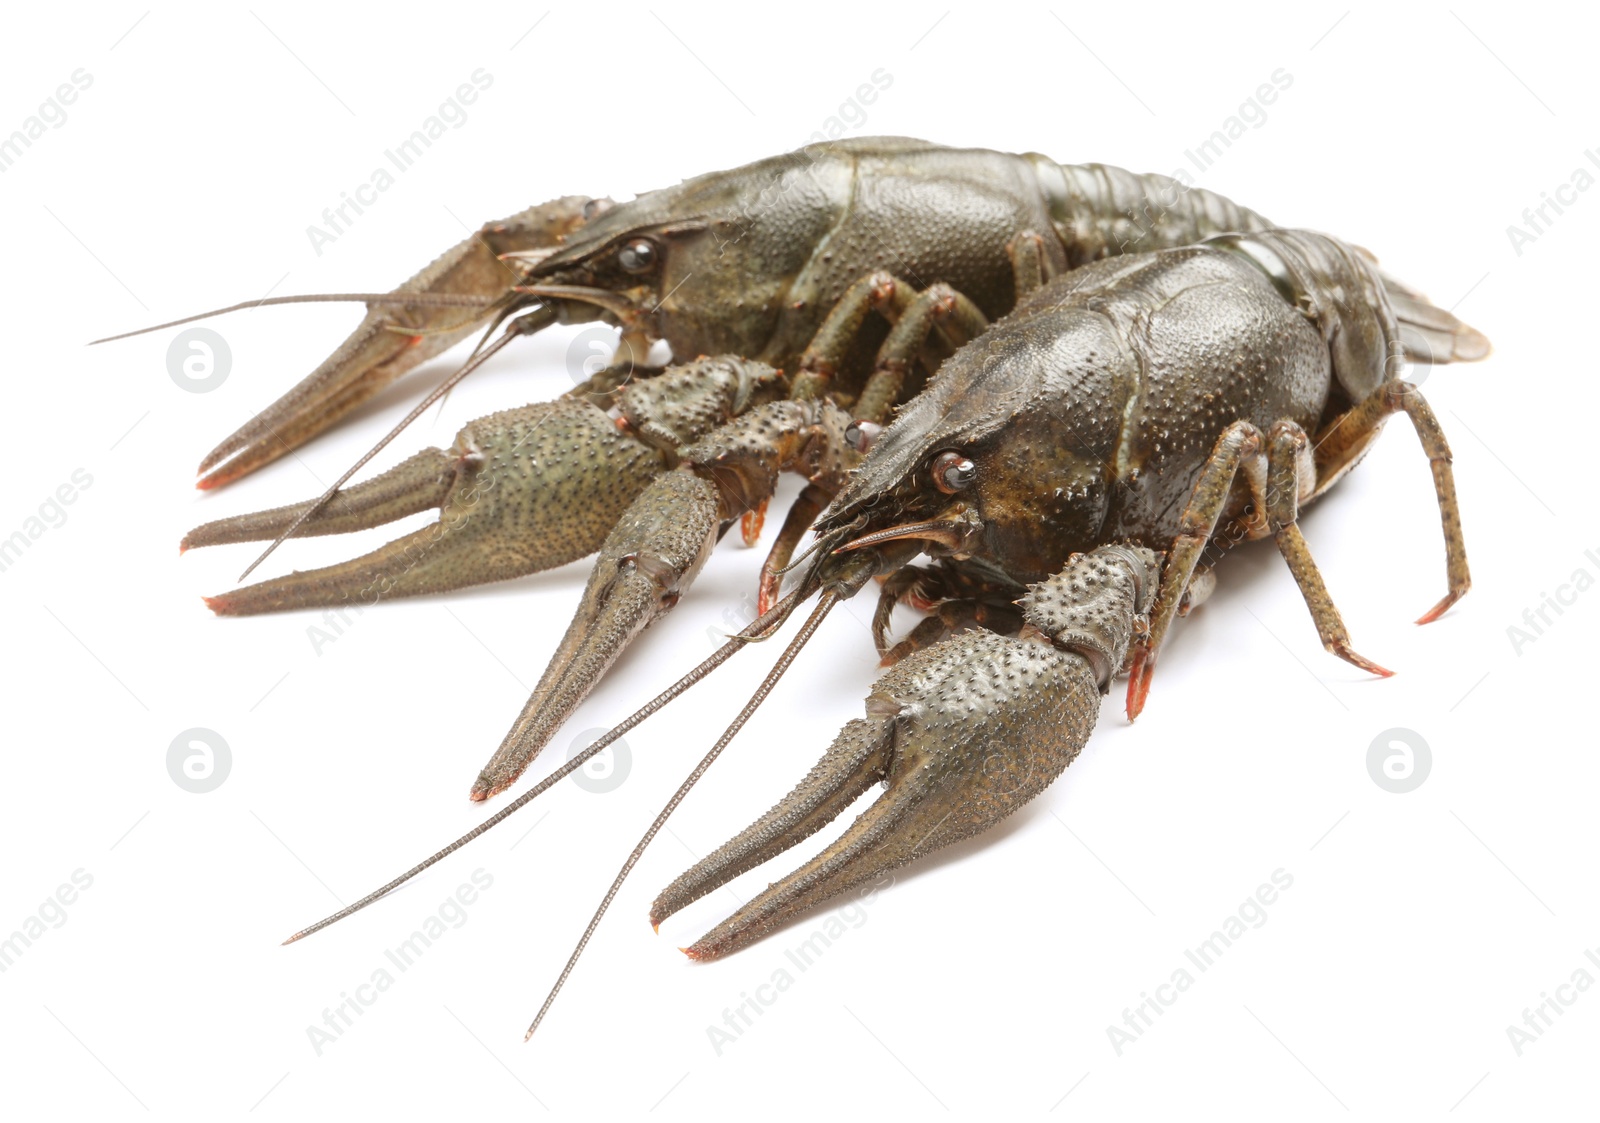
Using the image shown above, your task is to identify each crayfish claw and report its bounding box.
[470,470,722,801]
[650,713,892,932]
[194,398,664,615]
[673,629,1096,961]
[194,197,597,489]
[183,448,456,553]
[663,545,1160,960]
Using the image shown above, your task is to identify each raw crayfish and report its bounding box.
[102,140,1488,1039]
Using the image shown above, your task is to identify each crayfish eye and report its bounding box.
[844,419,881,454]
[930,450,976,494]
[617,238,658,274]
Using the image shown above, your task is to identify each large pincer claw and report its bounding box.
[193,398,664,615]
[470,469,724,801]
[652,544,1161,959]
[197,197,598,489]
[190,356,781,616]
[472,392,847,801]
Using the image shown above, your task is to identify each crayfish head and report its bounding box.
[508,203,708,346]
[813,291,1132,585]
[799,485,984,608]
[508,148,843,364]
[806,403,1005,594]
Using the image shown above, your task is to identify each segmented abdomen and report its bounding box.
[1027,156,1272,266]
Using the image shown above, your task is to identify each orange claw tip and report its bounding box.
[1415,591,1464,626]
[201,594,227,615]
[678,946,700,959]
[1335,643,1396,679]
[196,469,241,491]
[1124,655,1153,722]
[470,770,514,802]
[1125,688,1150,722]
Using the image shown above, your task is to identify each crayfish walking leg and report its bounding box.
[1124,380,1470,719]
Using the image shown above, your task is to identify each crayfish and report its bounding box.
[100,139,1488,1039]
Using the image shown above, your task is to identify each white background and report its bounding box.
[2,3,1595,1119]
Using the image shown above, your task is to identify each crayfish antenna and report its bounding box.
[523,587,844,1043]
[87,292,505,346]
[280,586,810,947]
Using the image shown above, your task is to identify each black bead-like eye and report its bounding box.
[845,419,881,454]
[930,450,975,493]
[617,238,657,273]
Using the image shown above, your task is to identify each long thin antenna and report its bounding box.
[235,304,557,583]
[90,292,504,345]
[282,585,810,946]
[523,589,840,1042]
